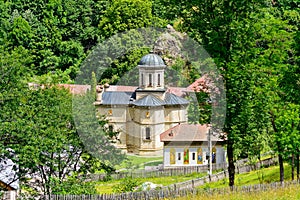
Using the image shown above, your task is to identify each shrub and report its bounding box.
[112,178,140,193]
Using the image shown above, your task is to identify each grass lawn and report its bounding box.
[95,172,206,194]
[175,184,300,200]
[175,164,299,200]
[199,163,293,189]
[95,155,298,199]
[114,154,163,170]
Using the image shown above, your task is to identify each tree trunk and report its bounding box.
[292,153,295,181]
[227,139,235,188]
[297,150,299,181]
[270,111,284,183]
[278,153,284,183]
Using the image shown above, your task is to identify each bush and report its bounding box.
[112,177,140,193]
[50,176,97,195]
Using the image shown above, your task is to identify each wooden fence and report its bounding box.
[86,163,228,181]
[43,157,278,200]
[85,157,277,181]
[44,180,300,200]
[1,190,17,200]
[236,157,278,174]
[3,157,278,200]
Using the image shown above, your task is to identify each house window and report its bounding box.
[145,127,151,140]
[158,74,161,86]
[192,153,196,161]
[141,73,144,86]
[178,153,181,161]
[148,74,152,86]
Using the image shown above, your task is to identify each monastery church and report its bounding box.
[94,53,225,166]
[95,53,190,156]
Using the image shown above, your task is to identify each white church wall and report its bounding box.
[97,106,127,123]
[126,121,141,153]
[151,108,165,124]
[113,123,127,149]
[132,107,151,124]
[139,124,164,150]
[153,124,164,149]
[164,107,188,123]
[164,108,171,122]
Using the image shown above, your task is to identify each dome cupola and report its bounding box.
[138,53,166,90]
[138,53,166,67]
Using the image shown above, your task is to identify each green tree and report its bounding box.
[156,0,268,186]
[3,87,82,194]
[0,0,109,80]
[155,0,299,186]
[98,0,163,39]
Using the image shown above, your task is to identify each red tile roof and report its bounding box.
[187,75,210,93]
[28,83,91,95]
[105,85,137,92]
[160,123,223,142]
[58,84,91,95]
[167,87,193,97]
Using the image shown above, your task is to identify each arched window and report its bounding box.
[148,74,152,86]
[145,127,151,140]
[158,74,161,86]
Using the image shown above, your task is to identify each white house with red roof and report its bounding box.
[160,123,226,167]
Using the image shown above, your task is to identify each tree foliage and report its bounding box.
[0,0,299,193]
[152,0,299,185]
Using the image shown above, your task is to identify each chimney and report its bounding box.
[95,85,104,104]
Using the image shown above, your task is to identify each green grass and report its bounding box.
[95,172,206,194]
[96,156,297,198]
[200,163,292,189]
[144,160,163,167]
[175,163,299,200]
[114,154,163,170]
[175,184,300,200]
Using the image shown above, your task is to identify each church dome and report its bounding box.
[138,53,166,67]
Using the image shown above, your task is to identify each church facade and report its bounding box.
[95,53,189,156]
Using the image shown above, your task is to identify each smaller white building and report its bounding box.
[160,124,226,168]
